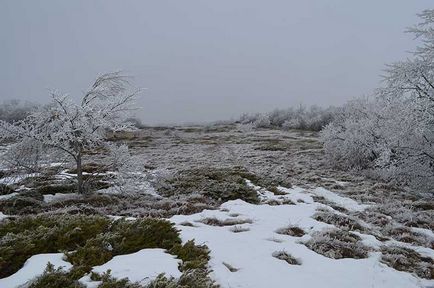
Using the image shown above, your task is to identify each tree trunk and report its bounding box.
[76,151,84,194]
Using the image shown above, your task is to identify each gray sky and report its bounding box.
[1,1,433,124]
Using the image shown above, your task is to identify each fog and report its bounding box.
[1,0,432,124]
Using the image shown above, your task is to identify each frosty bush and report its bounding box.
[321,10,434,194]
[238,105,336,131]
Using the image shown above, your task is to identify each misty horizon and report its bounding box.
[1,0,433,124]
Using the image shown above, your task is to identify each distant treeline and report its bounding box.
[236,105,337,131]
[0,100,38,123]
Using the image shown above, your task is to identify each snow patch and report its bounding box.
[171,195,431,288]
[80,249,182,287]
[312,187,369,211]
[0,192,18,200]
[0,253,72,288]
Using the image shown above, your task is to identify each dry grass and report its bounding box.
[305,229,369,259]
[381,245,433,279]
[198,217,253,227]
[222,262,239,272]
[313,210,365,232]
[275,226,305,237]
[229,225,250,233]
[272,251,301,265]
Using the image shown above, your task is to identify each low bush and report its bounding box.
[0,214,213,284]
[381,246,433,279]
[169,240,210,271]
[305,229,368,259]
[156,167,259,204]
[0,214,110,277]
[275,226,305,237]
[272,251,301,265]
[198,217,253,227]
[313,211,365,232]
[29,264,85,288]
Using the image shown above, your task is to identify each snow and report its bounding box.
[312,187,370,211]
[43,192,79,203]
[170,187,432,288]
[0,211,8,221]
[79,249,182,287]
[0,253,72,288]
[0,192,18,200]
[1,183,432,288]
[0,173,39,185]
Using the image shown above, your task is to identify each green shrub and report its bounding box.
[0,214,110,277]
[29,264,85,288]
[67,219,180,270]
[0,215,213,284]
[145,270,217,288]
[157,167,259,204]
[170,240,210,271]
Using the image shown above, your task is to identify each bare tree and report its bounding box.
[0,72,140,194]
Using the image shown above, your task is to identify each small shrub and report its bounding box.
[275,226,305,237]
[229,226,250,233]
[156,167,259,204]
[145,270,217,288]
[272,251,301,265]
[94,271,143,288]
[313,211,365,232]
[383,225,433,248]
[268,186,287,195]
[29,263,85,288]
[305,229,368,259]
[0,214,111,277]
[381,246,433,279]
[170,240,210,271]
[198,217,252,227]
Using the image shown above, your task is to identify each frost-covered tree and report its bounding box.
[321,10,434,193]
[0,72,140,194]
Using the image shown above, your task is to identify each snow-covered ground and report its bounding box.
[1,184,433,288]
[171,186,433,288]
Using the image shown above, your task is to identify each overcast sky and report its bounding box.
[1,1,433,124]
